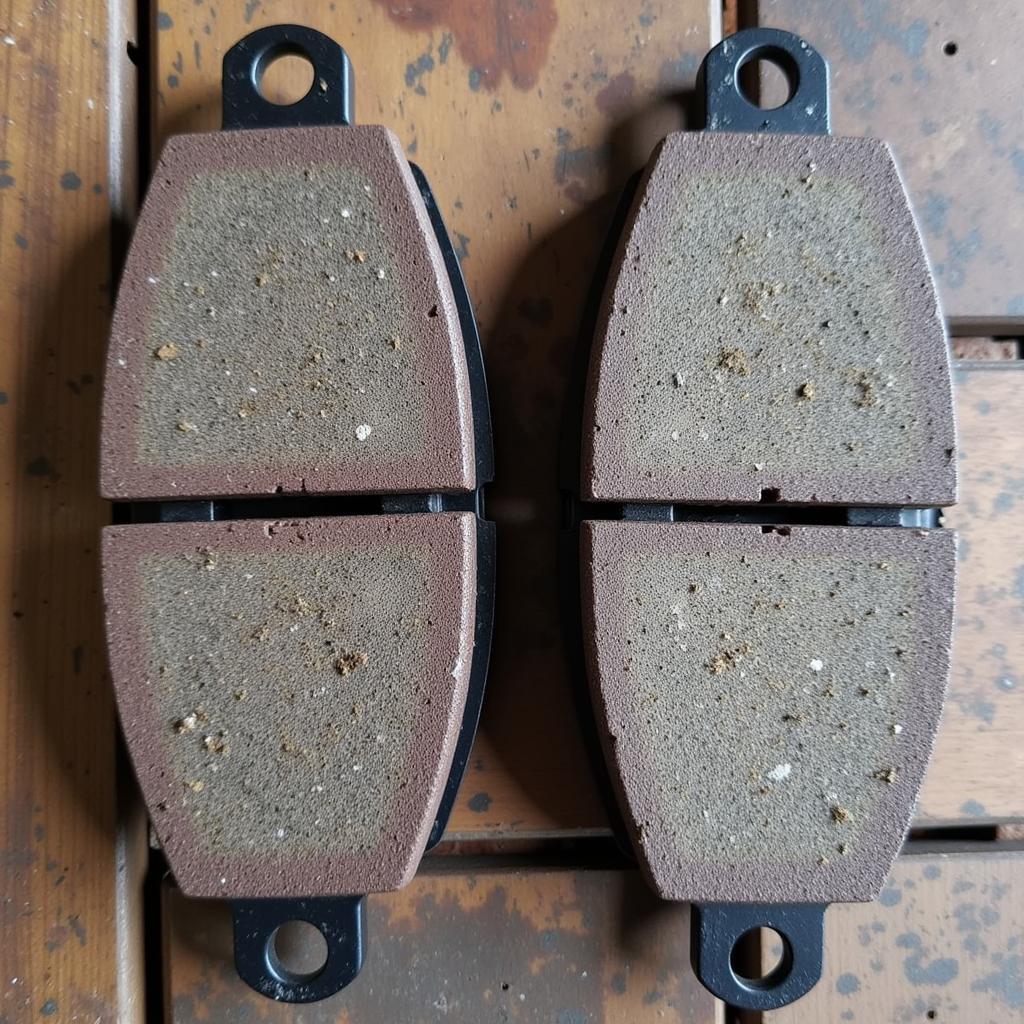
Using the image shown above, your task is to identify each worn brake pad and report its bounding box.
[100,25,493,1004]
[572,28,956,1012]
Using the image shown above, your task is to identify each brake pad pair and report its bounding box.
[101,25,493,1002]
[101,24,955,1010]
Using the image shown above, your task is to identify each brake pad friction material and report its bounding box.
[101,125,475,500]
[582,132,956,507]
[581,521,955,904]
[103,513,476,898]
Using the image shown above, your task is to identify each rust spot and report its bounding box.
[373,0,558,92]
[595,71,635,115]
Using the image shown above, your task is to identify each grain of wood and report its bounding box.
[764,851,1024,1024]
[149,3,1022,845]
[951,338,1020,361]
[164,867,719,1022]
[919,366,1024,825]
[757,0,1024,325]
[151,0,717,840]
[0,1,143,1020]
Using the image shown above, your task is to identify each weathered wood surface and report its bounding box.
[757,0,1024,325]
[951,339,1020,361]
[164,866,719,1023]
[765,851,1024,1024]
[151,0,719,841]
[918,366,1024,825]
[148,1,1024,845]
[1,2,1022,1021]
[0,1,144,1021]
[165,851,1024,1023]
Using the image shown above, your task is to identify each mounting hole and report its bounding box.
[267,920,329,985]
[735,46,799,110]
[943,41,958,56]
[257,49,316,105]
[730,926,793,990]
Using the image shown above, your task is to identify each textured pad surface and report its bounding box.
[101,125,474,499]
[582,132,956,506]
[103,514,476,898]
[582,521,954,903]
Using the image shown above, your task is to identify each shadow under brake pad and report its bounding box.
[577,29,956,1012]
[100,25,494,1003]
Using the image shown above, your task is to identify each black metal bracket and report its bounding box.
[222,24,354,130]
[691,902,827,1010]
[699,27,829,135]
[557,170,646,864]
[411,162,496,489]
[232,896,366,1003]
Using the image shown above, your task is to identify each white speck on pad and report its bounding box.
[809,658,824,672]
[767,763,792,783]
[355,424,372,441]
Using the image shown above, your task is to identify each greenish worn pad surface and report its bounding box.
[582,521,955,903]
[103,514,477,898]
[102,125,474,499]
[583,132,956,507]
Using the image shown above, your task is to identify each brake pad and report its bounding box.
[582,520,954,905]
[581,104,955,509]
[568,28,956,1011]
[101,109,474,501]
[100,25,493,1004]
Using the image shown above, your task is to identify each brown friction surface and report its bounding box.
[582,131,956,507]
[581,521,955,904]
[102,513,476,898]
[101,125,474,499]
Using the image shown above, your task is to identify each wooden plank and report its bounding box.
[449,368,1024,836]
[756,0,1024,326]
[0,0,142,1021]
[150,0,718,841]
[764,850,1024,1023]
[149,4,1022,846]
[164,866,719,1022]
[951,339,1019,361]
[919,366,1024,824]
